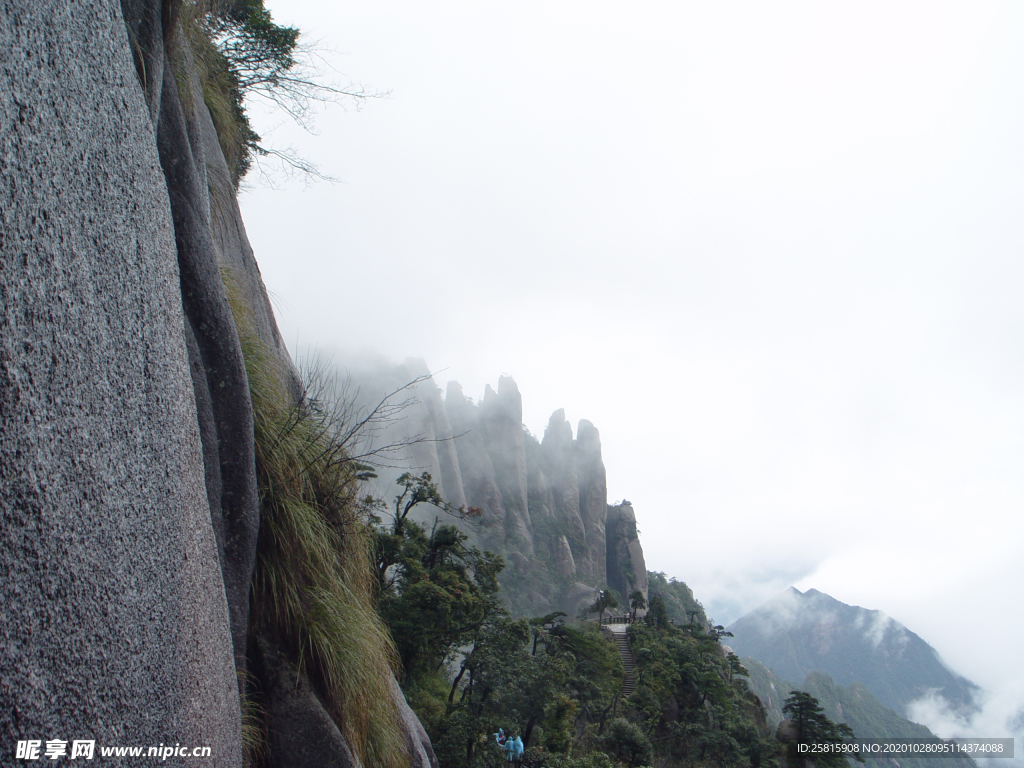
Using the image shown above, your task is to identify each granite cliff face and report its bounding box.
[1,4,435,766]
[605,502,649,604]
[1,2,242,760]
[353,366,651,618]
[448,377,534,557]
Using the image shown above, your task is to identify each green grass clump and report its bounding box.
[224,276,409,768]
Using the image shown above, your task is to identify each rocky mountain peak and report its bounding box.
[543,408,574,446]
[352,372,651,616]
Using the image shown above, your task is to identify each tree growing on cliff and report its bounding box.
[782,691,860,768]
[530,611,568,656]
[644,595,670,628]
[629,590,647,621]
[589,590,620,623]
[727,652,749,683]
[186,0,383,183]
[369,474,500,676]
[384,471,480,537]
[199,0,299,95]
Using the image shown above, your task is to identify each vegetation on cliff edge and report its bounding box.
[182,0,379,185]
[226,274,408,768]
[370,471,779,768]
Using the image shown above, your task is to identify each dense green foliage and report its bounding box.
[368,475,620,766]
[647,572,708,627]
[371,475,777,768]
[780,691,859,768]
[623,622,775,768]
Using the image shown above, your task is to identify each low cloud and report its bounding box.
[908,686,1024,768]
[697,564,819,627]
[861,611,909,650]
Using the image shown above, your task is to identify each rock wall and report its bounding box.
[575,420,608,585]
[446,380,647,613]
[605,502,650,608]
[406,361,466,511]
[479,378,533,556]
[0,1,240,761]
[539,410,588,575]
[356,370,651,616]
[122,0,261,668]
[1,4,438,767]
[446,381,507,540]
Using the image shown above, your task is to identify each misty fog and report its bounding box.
[239,1,1024,759]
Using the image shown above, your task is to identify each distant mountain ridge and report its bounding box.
[727,587,980,716]
[740,660,977,768]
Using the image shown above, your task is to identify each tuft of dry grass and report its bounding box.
[223,272,409,768]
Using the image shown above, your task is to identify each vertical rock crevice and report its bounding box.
[154,43,259,667]
[122,0,261,669]
[119,8,440,768]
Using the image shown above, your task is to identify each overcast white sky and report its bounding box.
[240,0,1024,738]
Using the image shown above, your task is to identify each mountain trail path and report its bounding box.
[605,624,636,697]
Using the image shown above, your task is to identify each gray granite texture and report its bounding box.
[121,0,261,667]
[605,502,650,609]
[0,1,242,764]
[254,638,365,768]
[2,2,450,765]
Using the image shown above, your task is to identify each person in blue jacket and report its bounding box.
[503,734,515,763]
[511,733,524,766]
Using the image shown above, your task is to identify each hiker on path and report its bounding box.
[503,734,515,763]
[512,733,524,767]
[494,728,506,746]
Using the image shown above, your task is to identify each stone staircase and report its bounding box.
[605,623,636,697]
